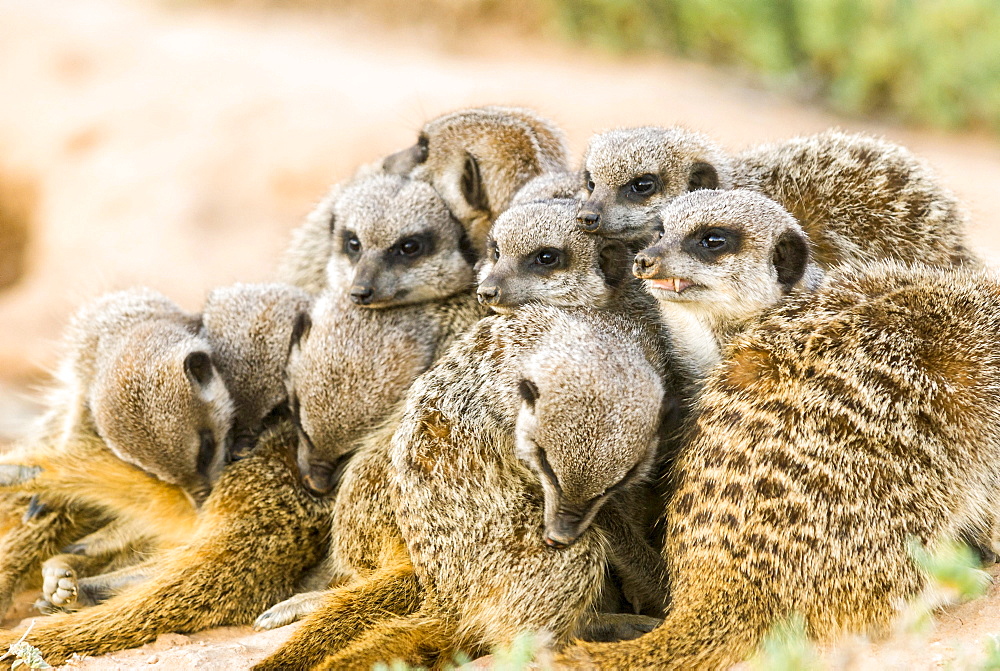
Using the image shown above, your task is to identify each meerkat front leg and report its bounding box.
[39,559,154,614]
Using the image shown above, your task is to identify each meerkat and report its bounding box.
[325,173,478,307]
[633,189,822,380]
[255,305,672,670]
[0,423,329,667]
[383,105,571,255]
[201,282,313,458]
[33,281,317,615]
[578,126,732,246]
[557,259,1000,670]
[580,126,974,267]
[0,289,232,616]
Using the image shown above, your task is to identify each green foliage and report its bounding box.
[978,635,1000,671]
[909,538,991,603]
[749,613,822,671]
[545,0,1000,132]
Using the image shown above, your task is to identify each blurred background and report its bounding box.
[2,0,1000,440]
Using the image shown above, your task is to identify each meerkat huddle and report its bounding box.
[0,105,994,671]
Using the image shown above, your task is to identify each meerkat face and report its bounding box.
[285,292,432,496]
[382,106,570,255]
[634,190,813,324]
[514,327,665,549]
[329,174,476,308]
[578,127,733,244]
[91,322,234,505]
[201,283,313,459]
[477,200,631,313]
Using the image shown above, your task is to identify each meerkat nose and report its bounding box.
[633,252,658,278]
[350,286,374,305]
[477,285,501,304]
[543,535,570,550]
[577,211,601,232]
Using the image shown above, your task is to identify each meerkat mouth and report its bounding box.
[648,278,694,294]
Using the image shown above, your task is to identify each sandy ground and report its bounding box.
[2,0,1000,668]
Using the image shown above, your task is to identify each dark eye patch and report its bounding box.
[683,226,742,263]
[583,171,595,194]
[415,133,430,164]
[341,230,362,259]
[620,173,661,203]
[385,231,436,266]
[524,247,569,276]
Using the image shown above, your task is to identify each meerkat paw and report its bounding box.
[0,464,42,487]
[39,559,82,612]
[254,590,327,630]
[575,613,662,643]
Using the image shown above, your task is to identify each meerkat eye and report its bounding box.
[534,248,561,266]
[492,244,500,262]
[629,174,660,197]
[415,134,430,164]
[345,234,362,254]
[398,238,423,256]
[583,172,595,194]
[700,230,728,249]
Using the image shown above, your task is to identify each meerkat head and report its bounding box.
[634,189,818,330]
[477,199,632,313]
[579,126,733,245]
[89,319,234,505]
[511,171,586,205]
[382,106,570,255]
[201,283,313,459]
[514,314,665,549]
[328,174,476,308]
[285,291,434,496]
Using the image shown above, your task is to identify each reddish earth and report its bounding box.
[1,0,999,667]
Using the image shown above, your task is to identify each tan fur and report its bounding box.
[635,189,822,380]
[258,306,671,670]
[561,261,1000,669]
[0,424,328,667]
[581,127,974,268]
[383,105,570,254]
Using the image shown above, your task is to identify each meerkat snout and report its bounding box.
[576,202,603,233]
[476,283,501,305]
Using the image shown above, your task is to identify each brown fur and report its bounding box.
[560,261,1000,669]
[0,424,328,667]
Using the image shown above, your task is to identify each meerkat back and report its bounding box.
[733,129,975,268]
[561,260,1000,669]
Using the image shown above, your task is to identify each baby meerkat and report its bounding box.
[560,260,1000,669]
[634,189,821,379]
[383,105,571,254]
[327,173,477,307]
[580,126,974,267]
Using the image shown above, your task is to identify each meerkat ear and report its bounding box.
[772,228,810,293]
[461,152,489,213]
[687,162,719,191]
[184,351,214,387]
[518,378,539,409]
[289,312,312,352]
[598,240,632,289]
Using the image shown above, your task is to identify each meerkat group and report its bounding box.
[0,104,995,671]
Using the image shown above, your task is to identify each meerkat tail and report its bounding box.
[253,554,421,671]
[0,426,327,666]
[560,566,773,670]
[313,609,454,671]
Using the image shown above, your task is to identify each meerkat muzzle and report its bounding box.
[649,278,693,293]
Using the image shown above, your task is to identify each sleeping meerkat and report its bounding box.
[558,260,1000,669]
[383,105,571,255]
[0,289,233,615]
[254,305,671,671]
[580,126,974,268]
[633,189,822,380]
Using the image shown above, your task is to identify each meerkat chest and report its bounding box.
[655,302,723,380]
